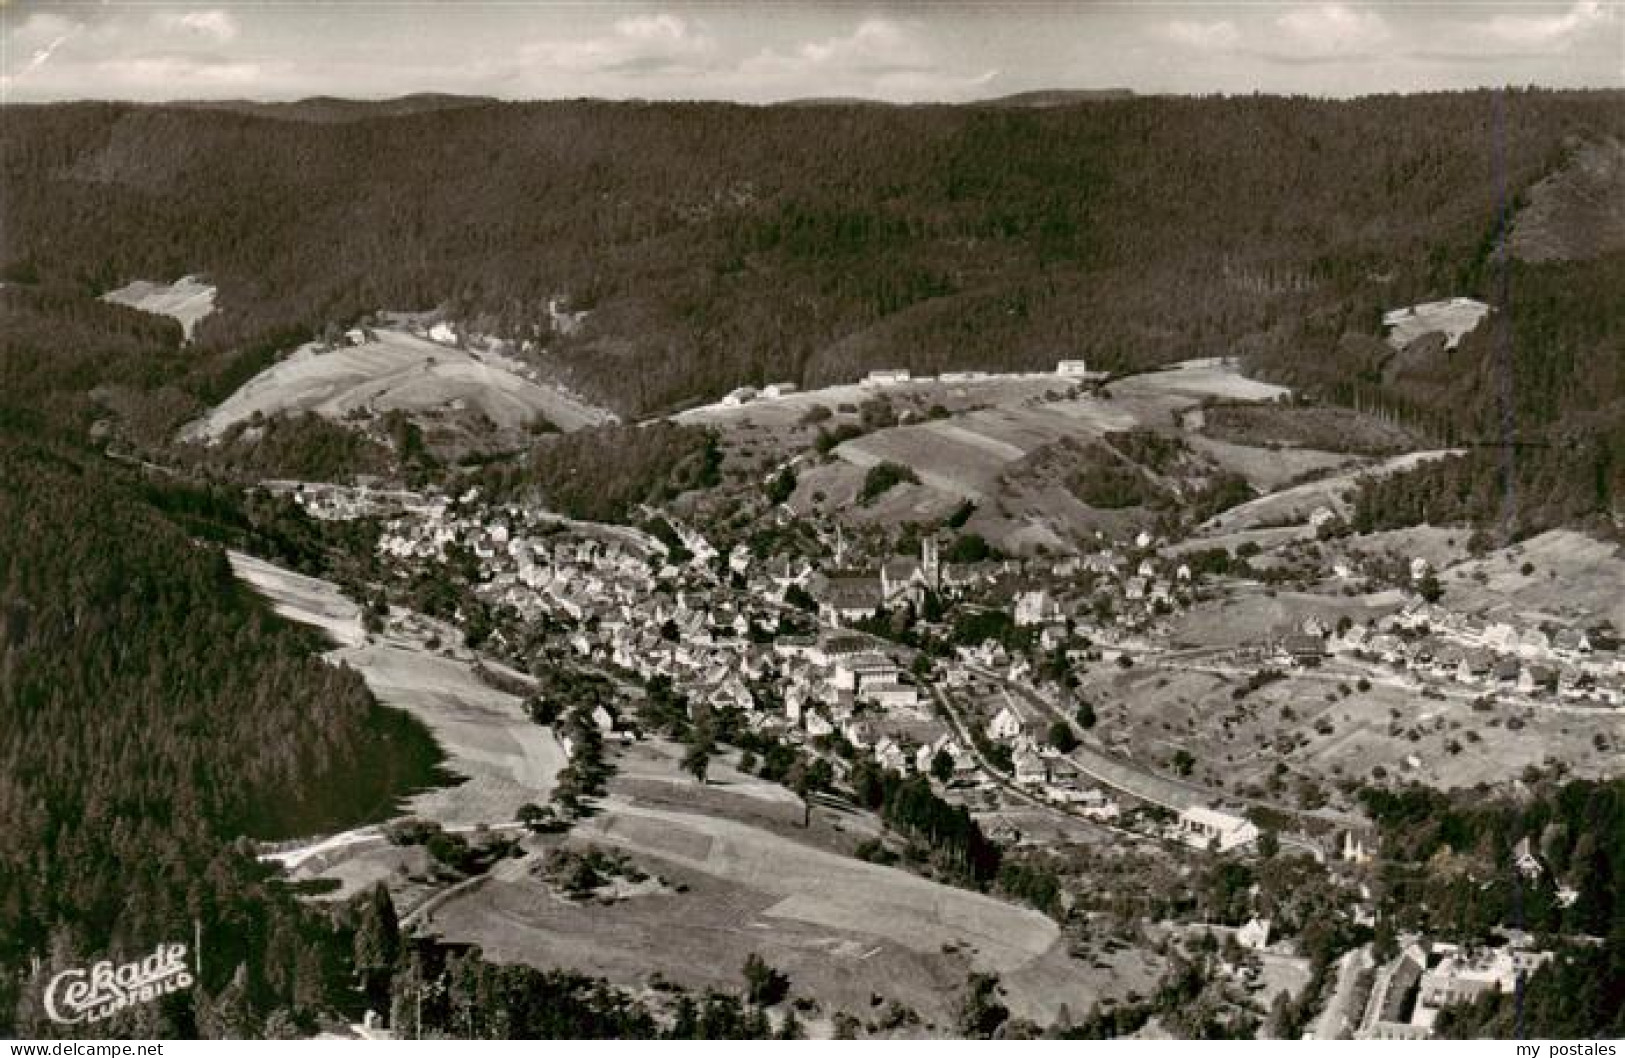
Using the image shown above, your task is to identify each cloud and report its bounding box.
[1157,5,1389,63]
[745,18,933,77]
[737,18,996,101]
[1161,19,1241,52]
[523,13,713,75]
[1273,3,1390,59]
[1482,0,1611,51]
[155,10,240,45]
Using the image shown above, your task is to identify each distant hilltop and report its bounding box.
[781,88,1135,109]
[170,93,500,123]
[975,89,1136,108]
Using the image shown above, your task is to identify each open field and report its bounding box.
[1111,359,1289,403]
[187,328,614,440]
[101,275,217,339]
[230,552,566,826]
[1185,436,1356,493]
[1434,529,1625,630]
[430,797,1136,1030]
[425,737,1148,1031]
[675,372,1086,430]
[1167,587,1404,650]
[1194,404,1424,458]
[1197,449,1461,533]
[1382,298,1491,350]
[713,357,1427,556]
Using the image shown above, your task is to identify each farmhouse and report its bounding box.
[1055,359,1090,377]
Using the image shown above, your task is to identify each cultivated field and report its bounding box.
[1110,359,1290,403]
[424,739,1143,1032]
[101,275,217,340]
[1197,450,1460,533]
[187,328,614,440]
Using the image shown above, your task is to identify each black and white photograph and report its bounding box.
[1,0,1622,1045]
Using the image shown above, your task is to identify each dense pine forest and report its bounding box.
[2,90,1620,536]
[0,291,445,1034]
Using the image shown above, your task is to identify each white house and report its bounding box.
[1176,806,1259,852]
[987,705,1025,743]
[1014,590,1061,627]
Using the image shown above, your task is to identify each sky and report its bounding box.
[1,1,1621,104]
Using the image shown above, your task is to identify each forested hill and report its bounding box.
[0,92,1618,414]
[2,91,1622,532]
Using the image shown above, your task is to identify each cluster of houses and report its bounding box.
[370,498,997,767]
[978,701,1125,821]
[1325,601,1625,706]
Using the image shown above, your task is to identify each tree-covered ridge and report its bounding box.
[0,438,448,1033]
[475,422,720,524]
[1319,253,1625,541]
[2,91,1620,417]
[0,283,445,1034]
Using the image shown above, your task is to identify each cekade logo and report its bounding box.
[44,942,194,1025]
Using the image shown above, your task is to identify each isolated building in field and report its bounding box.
[1056,359,1090,377]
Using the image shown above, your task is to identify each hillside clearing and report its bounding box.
[186,328,615,441]
[101,275,217,340]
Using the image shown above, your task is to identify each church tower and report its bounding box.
[921,536,941,592]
